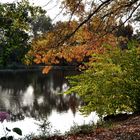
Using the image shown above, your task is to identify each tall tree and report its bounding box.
[31,14,53,38]
[0,0,52,67]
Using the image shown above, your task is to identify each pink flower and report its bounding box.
[0,112,10,123]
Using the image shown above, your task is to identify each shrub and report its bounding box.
[65,45,140,117]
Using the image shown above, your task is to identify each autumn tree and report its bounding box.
[26,19,118,73]
[27,0,140,69]
[59,0,140,38]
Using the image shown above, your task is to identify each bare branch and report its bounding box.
[57,0,113,47]
[42,0,52,8]
[68,0,83,22]
[52,6,66,22]
[122,2,140,25]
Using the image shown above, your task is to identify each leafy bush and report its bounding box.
[65,45,140,117]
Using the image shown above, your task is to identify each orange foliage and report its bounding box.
[42,66,52,74]
[26,20,118,73]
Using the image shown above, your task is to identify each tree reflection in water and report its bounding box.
[0,68,81,122]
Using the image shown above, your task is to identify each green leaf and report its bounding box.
[12,128,22,136]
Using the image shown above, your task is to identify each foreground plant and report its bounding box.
[65,43,140,117]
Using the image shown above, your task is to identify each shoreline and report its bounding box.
[34,114,140,140]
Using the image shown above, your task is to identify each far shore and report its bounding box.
[0,65,78,72]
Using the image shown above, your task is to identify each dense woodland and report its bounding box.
[1,0,140,117]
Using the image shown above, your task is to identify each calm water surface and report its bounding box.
[0,68,98,138]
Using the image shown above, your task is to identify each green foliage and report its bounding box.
[31,14,53,37]
[66,44,140,116]
[0,0,52,67]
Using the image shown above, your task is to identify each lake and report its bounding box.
[0,68,98,138]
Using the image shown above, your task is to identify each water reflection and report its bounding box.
[0,68,98,137]
[0,69,81,120]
